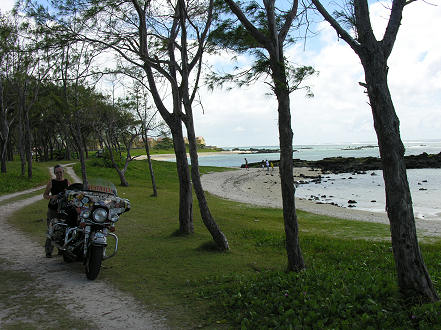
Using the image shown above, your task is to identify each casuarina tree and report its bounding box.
[311,0,438,301]
[209,0,316,270]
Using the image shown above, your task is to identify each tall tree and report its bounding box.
[176,0,229,250]
[209,0,315,269]
[311,0,438,301]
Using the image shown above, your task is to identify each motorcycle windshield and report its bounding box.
[86,179,118,196]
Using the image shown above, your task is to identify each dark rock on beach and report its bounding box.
[242,152,441,174]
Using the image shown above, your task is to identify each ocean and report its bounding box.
[200,140,441,167]
[161,140,441,220]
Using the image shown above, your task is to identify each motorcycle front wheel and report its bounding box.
[85,246,103,280]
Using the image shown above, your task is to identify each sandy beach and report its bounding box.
[147,150,251,162]
[200,168,441,238]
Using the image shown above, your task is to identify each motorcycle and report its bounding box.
[47,181,130,280]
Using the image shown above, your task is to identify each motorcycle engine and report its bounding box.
[52,223,66,244]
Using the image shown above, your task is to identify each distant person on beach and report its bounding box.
[43,164,70,258]
[244,158,248,170]
[270,162,274,172]
[265,160,269,172]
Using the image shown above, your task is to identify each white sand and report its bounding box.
[137,150,252,162]
[201,168,441,238]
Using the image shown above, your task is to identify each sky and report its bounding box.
[2,0,440,147]
[195,1,441,147]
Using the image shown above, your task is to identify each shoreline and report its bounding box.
[200,168,441,238]
[142,150,251,162]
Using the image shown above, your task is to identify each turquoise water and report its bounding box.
[295,168,441,220]
[194,141,441,167]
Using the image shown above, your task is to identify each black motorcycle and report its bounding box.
[47,181,130,280]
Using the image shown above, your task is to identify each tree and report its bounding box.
[311,0,438,301]
[209,0,315,269]
[0,13,15,173]
[125,80,165,197]
[98,99,139,187]
[7,12,52,179]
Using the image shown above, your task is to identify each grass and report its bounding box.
[0,160,77,197]
[4,156,441,328]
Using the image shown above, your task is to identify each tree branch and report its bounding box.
[224,0,270,48]
[382,0,406,59]
[279,0,299,43]
[311,0,361,54]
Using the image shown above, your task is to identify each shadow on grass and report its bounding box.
[196,241,229,253]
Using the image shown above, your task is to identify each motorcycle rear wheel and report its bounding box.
[85,246,103,280]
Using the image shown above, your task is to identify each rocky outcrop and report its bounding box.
[242,152,441,173]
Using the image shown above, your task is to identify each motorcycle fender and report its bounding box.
[91,231,107,247]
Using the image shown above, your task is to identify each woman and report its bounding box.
[43,164,70,257]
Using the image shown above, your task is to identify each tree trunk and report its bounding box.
[170,117,194,235]
[184,113,229,250]
[0,141,6,173]
[143,133,158,197]
[24,106,32,179]
[83,136,89,159]
[102,137,129,186]
[115,166,128,186]
[74,125,88,188]
[361,53,438,301]
[0,79,9,173]
[17,90,26,176]
[271,55,305,272]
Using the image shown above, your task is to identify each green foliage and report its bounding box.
[0,161,50,195]
[207,0,317,95]
[153,137,174,150]
[199,238,441,328]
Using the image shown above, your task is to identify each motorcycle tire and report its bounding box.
[85,246,103,280]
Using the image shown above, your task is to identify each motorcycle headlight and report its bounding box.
[80,210,91,219]
[93,208,108,223]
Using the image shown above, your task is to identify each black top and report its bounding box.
[48,179,68,210]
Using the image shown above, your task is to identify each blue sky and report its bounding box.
[2,0,440,147]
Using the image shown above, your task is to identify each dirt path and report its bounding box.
[0,165,168,329]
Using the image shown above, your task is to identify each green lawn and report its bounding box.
[5,157,441,328]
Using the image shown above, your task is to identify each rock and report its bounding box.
[348,200,357,204]
[371,200,377,203]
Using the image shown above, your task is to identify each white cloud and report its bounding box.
[0,0,15,13]
[194,1,441,147]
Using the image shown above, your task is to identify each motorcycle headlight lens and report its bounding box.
[80,210,91,219]
[93,208,108,223]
